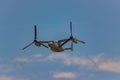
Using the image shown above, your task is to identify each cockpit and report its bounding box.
[48,40,58,47]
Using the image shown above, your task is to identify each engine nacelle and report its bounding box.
[35,42,41,47]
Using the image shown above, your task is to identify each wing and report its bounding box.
[37,38,69,43]
[58,39,69,43]
[37,40,54,43]
[37,39,69,44]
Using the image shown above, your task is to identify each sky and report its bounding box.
[0,0,120,80]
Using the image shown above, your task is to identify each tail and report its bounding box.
[64,42,73,51]
[70,41,73,51]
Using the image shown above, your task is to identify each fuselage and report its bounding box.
[48,41,64,52]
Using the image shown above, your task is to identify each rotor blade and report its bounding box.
[77,39,86,44]
[70,21,73,37]
[34,25,37,40]
[41,43,49,48]
[35,41,49,48]
[59,38,71,47]
[59,21,73,47]
[22,41,34,50]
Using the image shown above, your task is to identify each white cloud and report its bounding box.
[42,53,94,68]
[30,54,43,58]
[15,57,30,63]
[97,59,120,73]
[15,53,120,73]
[53,72,76,79]
[0,75,28,80]
[0,58,28,80]
[44,53,120,73]
[0,64,19,73]
[0,75,13,80]
[14,54,43,63]
[90,54,120,73]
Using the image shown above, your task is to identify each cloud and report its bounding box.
[41,53,94,68]
[15,53,120,73]
[43,53,120,73]
[97,59,120,73]
[53,72,76,79]
[90,54,120,73]
[0,75,28,80]
[0,75,14,80]
[0,64,20,74]
[14,57,30,63]
[14,54,43,63]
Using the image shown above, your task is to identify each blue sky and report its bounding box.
[0,0,120,80]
